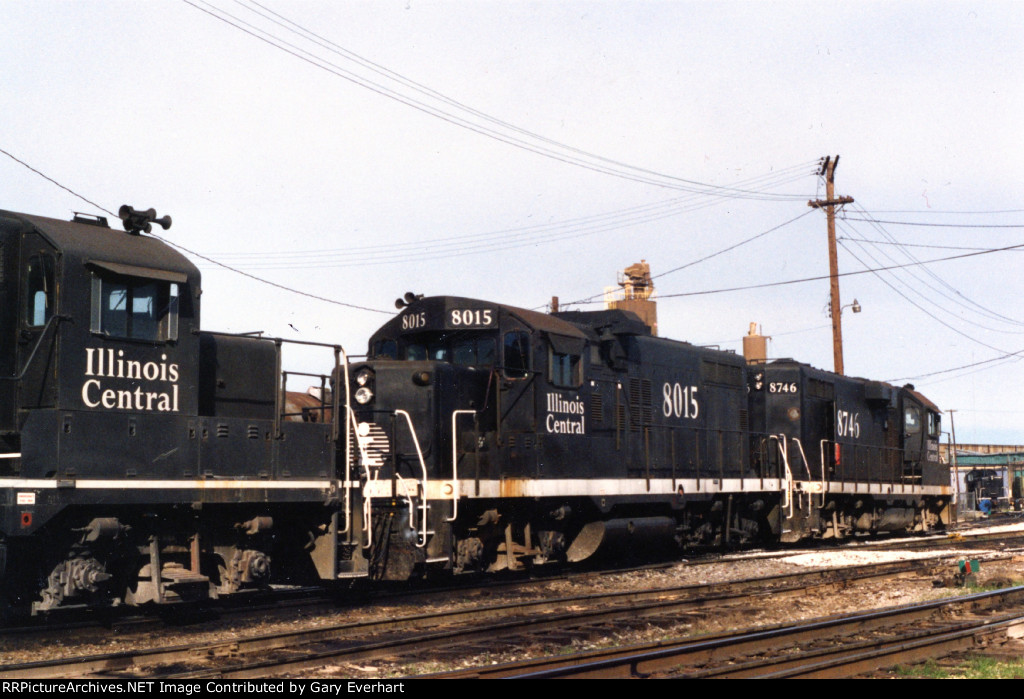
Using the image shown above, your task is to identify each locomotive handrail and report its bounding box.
[394,409,429,548]
[448,409,476,522]
[3,313,66,381]
[348,409,381,550]
[393,472,419,543]
[199,331,356,542]
[789,437,822,511]
[789,437,812,481]
[335,346,352,539]
[819,439,831,508]
[770,435,795,518]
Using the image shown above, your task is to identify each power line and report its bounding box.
[0,146,391,315]
[849,205,1024,328]
[838,237,1024,253]
[197,169,815,271]
[0,147,108,213]
[838,239,1012,354]
[837,222,1024,333]
[652,210,817,283]
[654,241,1024,300]
[887,347,1024,383]
[702,322,831,348]
[183,0,816,199]
[203,164,814,260]
[840,216,1024,229]
[858,209,1024,215]
[556,209,816,310]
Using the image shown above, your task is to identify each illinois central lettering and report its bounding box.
[545,392,585,434]
[81,348,180,412]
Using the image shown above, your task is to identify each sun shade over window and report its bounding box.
[90,271,179,342]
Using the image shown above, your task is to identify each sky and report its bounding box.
[3,0,1023,445]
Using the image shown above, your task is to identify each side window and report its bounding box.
[549,349,581,388]
[23,254,55,328]
[90,273,179,341]
[904,406,921,434]
[503,330,530,378]
[927,411,941,438]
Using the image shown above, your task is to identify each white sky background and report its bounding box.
[3,0,1023,444]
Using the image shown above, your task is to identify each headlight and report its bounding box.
[355,386,374,404]
[356,368,374,386]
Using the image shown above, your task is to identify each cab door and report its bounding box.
[498,327,537,476]
[902,397,924,471]
[0,226,19,430]
[17,232,59,410]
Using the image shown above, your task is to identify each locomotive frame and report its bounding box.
[0,207,952,615]
[351,297,951,579]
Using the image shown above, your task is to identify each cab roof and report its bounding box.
[1,209,200,282]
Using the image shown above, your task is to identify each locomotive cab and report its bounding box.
[351,296,602,579]
[899,386,943,484]
[750,359,950,540]
[354,296,588,477]
[0,210,200,464]
[353,295,770,580]
[0,209,344,616]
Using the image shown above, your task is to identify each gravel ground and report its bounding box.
[3,520,1023,677]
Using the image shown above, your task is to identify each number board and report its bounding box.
[400,310,428,331]
[446,308,495,329]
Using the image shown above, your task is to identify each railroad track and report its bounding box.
[443,585,1024,679]
[0,555,972,679]
[2,522,1012,638]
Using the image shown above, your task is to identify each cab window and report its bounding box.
[372,339,397,359]
[503,331,530,378]
[453,337,495,367]
[24,254,55,328]
[90,274,179,341]
[549,349,581,388]
[547,333,583,388]
[927,411,941,438]
[904,406,921,434]
[404,340,448,362]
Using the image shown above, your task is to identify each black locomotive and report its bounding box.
[0,206,952,614]
[0,208,353,614]
[350,296,950,580]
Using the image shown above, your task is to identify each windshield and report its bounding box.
[403,333,496,368]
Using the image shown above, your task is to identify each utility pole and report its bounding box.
[809,155,854,375]
[947,409,959,523]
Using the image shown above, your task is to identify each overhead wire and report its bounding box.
[183,0,815,200]
[857,208,1024,215]
[197,167,816,271]
[887,347,1024,383]
[837,220,1024,334]
[848,205,1024,328]
[837,238,1012,353]
[553,208,817,310]
[837,237,1024,253]
[0,147,392,315]
[839,217,1024,229]
[701,322,831,349]
[204,162,814,260]
[651,241,1024,300]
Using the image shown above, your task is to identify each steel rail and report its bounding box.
[0,557,947,679]
[469,586,1024,679]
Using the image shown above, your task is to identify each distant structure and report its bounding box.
[742,323,767,364]
[605,260,658,336]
